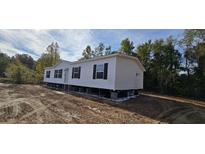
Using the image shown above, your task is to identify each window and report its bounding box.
[46,71,50,78]
[54,70,58,78]
[58,69,62,78]
[96,64,104,79]
[54,69,63,78]
[93,63,108,79]
[72,67,81,79]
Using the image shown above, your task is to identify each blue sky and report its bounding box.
[0,29,184,61]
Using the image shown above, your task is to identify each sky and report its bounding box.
[0,29,184,61]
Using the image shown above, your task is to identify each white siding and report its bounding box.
[43,54,144,90]
[43,61,70,84]
[114,56,144,90]
[68,57,116,90]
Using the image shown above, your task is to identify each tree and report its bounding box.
[153,38,181,93]
[163,37,181,93]
[137,37,181,94]
[80,44,113,60]
[6,60,35,84]
[46,42,60,65]
[82,45,93,59]
[136,40,153,91]
[0,52,10,77]
[105,46,112,55]
[93,43,105,57]
[180,30,205,77]
[35,42,60,82]
[180,29,205,98]
[136,40,152,71]
[120,38,135,55]
[196,42,205,75]
[12,54,35,69]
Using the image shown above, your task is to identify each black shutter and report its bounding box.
[72,67,74,78]
[104,63,108,79]
[78,67,81,79]
[54,70,57,78]
[93,64,96,79]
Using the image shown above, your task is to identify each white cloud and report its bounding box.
[0,29,183,61]
[51,29,95,61]
[0,29,94,61]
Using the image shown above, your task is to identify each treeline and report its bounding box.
[137,30,205,100]
[81,30,205,100]
[0,42,60,84]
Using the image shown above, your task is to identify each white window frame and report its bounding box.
[46,71,50,78]
[96,64,104,79]
[54,69,62,78]
[73,67,80,78]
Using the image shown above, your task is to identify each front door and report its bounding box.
[64,68,69,83]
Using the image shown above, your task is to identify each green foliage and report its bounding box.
[35,42,60,82]
[6,60,36,84]
[13,54,35,69]
[137,37,182,94]
[137,40,152,71]
[0,42,60,84]
[0,52,10,77]
[45,42,60,64]
[120,38,135,55]
[136,30,205,100]
[81,43,113,60]
[82,45,93,59]
[179,29,205,99]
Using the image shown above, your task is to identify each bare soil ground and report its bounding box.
[0,83,205,124]
[117,94,205,124]
[0,83,157,124]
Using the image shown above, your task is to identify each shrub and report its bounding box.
[6,61,36,84]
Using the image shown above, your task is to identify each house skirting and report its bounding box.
[44,82,138,100]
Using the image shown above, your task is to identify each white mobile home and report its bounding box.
[44,53,145,99]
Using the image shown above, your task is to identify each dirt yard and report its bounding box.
[0,83,205,124]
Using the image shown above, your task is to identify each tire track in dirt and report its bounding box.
[19,100,60,121]
[0,83,160,123]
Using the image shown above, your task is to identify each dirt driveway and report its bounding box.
[0,83,205,124]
